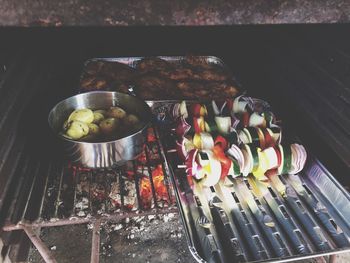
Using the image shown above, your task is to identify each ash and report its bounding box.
[28,213,195,263]
[101,213,195,263]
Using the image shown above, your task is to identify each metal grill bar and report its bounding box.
[37,162,53,221]
[53,165,65,218]
[118,167,125,210]
[132,160,143,210]
[91,220,101,263]
[23,226,57,263]
[153,127,175,203]
[20,163,42,222]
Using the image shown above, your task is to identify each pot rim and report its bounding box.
[48,91,152,145]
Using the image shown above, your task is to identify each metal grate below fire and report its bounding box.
[2,126,177,263]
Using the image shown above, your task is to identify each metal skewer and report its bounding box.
[228,176,289,258]
[284,174,350,248]
[247,175,311,255]
[267,173,331,252]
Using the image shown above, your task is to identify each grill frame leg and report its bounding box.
[91,220,101,263]
[22,226,57,263]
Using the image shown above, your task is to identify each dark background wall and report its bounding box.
[0,0,350,26]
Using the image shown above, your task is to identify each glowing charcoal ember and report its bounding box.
[147,127,157,142]
[139,176,153,209]
[152,164,169,202]
[147,143,160,161]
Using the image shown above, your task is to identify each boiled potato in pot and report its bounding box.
[107,106,126,119]
[92,112,105,124]
[62,106,143,142]
[99,118,119,135]
[68,108,94,123]
[94,109,107,117]
[65,121,89,140]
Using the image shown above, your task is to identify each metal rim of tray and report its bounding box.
[150,99,350,263]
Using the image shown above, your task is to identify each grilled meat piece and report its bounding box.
[80,76,132,93]
[168,67,194,80]
[84,61,135,79]
[176,81,239,99]
[109,81,131,94]
[80,57,239,99]
[136,57,174,73]
[101,62,136,81]
[135,74,178,100]
[81,61,136,92]
[80,76,109,91]
[184,55,215,69]
[193,68,232,82]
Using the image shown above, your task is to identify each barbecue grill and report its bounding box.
[0,26,349,263]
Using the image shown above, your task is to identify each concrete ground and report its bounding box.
[28,213,350,263]
[28,213,196,263]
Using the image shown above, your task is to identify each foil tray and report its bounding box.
[79,56,242,99]
[148,100,350,263]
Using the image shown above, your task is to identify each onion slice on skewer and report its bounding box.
[176,136,195,161]
[214,116,231,135]
[175,116,191,137]
[185,149,221,187]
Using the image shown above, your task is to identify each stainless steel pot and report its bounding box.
[48,91,152,168]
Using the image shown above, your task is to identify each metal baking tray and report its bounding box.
[79,56,242,98]
[148,100,350,263]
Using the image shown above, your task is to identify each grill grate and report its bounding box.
[2,125,177,263]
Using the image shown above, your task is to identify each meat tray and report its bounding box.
[148,100,350,263]
[79,56,242,100]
